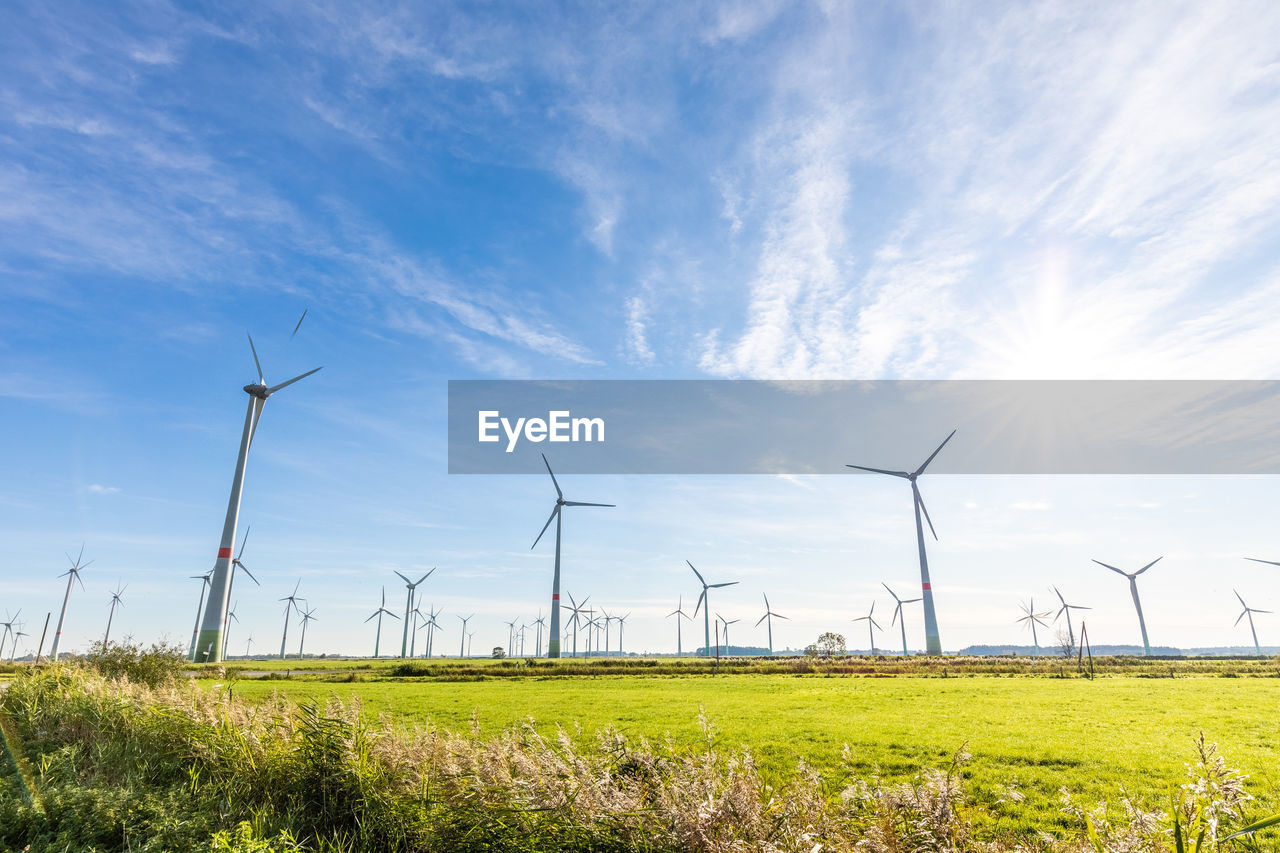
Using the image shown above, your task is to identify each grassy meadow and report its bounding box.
[203,659,1280,835]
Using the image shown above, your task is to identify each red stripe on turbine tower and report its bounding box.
[922,583,931,590]
[552,594,560,600]
[217,547,232,558]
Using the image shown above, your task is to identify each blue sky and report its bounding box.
[3,1,1280,658]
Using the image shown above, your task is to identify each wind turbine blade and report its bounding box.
[541,453,563,499]
[365,612,378,623]
[531,504,560,549]
[904,597,922,604]
[755,614,768,627]
[236,525,251,560]
[394,570,412,585]
[1092,560,1129,577]
[774,613,788,620]
[239,564,260,586]
[266,366,322,395]
[562,500,615,507]
[693,590,705,616]
[1134,556,1162,576]
[1245,557,1280,567]
[247,333,264,383]
[845,464,910,478]
[1255,609,1274,615]
[292,309,307,338]
[687,560,705,585]
[415,569,433,585]
[709,581,738,588]
[1235,610,1248,627]
[914,429,956,476]
[915,486,938,540]
[1235,589,1248,609]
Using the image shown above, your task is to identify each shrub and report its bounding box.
[84,638,187,687]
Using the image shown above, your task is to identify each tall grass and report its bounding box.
[0,663,1274,851]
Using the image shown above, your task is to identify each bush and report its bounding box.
[84,639,187,687]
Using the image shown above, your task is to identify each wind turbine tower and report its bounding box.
[101,583,127,647]
[51,545,91,660]
[883,583,922,656]
[364,586,400,657]
[297,606,316,658]
[531,454,614,658]
[1051,586,1090,651]
[1094,557,1162,655]
[278,580,304,660]
[395,569,433,658]
[1234,590,1271,656]
[458,614,474,657]
[193,334,320,662]
[689,561,737,657]
[847,430,955,654]
[852,602,882,656]
[667,595,691,656]
[754,593,787,656]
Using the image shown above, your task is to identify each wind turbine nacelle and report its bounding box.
[243,383,270,399]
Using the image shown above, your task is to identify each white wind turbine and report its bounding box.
[1233,590,1270,656]
[51,545,91,660]
[1016,597,1052,653]
[101,583,127,647]
[531,454,614,658]
[1051,586,1090,652]
[395,569,434,658]
[689,561,738,657]
[187,570,213,659]
[754,593,787,656]
[882,583,922,656]
[222,527,259,654]
[222,600,240,659]
[297,606,317,658]
[194,334,320,662]
[533,611,546,657]
[457,614,474,657]
[716,613,740,653]
[0,611,19,659]
[852,601,882,656]
[10,626,28,662]
[1094,557,1161,656]
[847,430,955,655]
[278,580,304,660]
[364,586,399,658]
[567,593,590,657]
[615,612,630,655]
[423,605,442,657]
[668,595,692,656]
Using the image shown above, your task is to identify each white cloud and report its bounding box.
[86,483,121,495]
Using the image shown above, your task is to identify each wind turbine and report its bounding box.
[223,527,259,653]
[1233,590,1271,656]
[1094,557,1162,656]
[754,594,787,656]
[689,561,738,657]
[193,334,321,662]
[187,570,212,659]
[395,569,433,658]
[222,601,240,659]
[567,593,590,657]
[847,430,955,655]
[1016,598,1052,653]
[466,630,475,657]
[616,612,630,655]
[668,595,692,656]
[244,634,254,658]
[278,580,304,660]
[364,586,400,658]
[531,454,614,658]
[409,603,426,657]
[458,614,474,657]
[533,611,546,657]
[852,602,882,655]
[0,611,19,658]
[423,605,442,657]
[599,608,612,654]
[882,583,922,656]
[1051,586,1090,651]
[503,618,518,657]
[51,545,91,660]
[297,606,317,658]
[716,613,739,652]
[11,627,28,662]
[100,584,125,647]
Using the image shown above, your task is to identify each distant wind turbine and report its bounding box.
[754,594,787,656]
[11,628,28,662]
[188,570,212,659]
[883,583,922,656]
[616,612,630,655]
[1233,590,1271,656]
[689,561,738,657]
[394,569,434,658]
[1094,557,1162,656]
[222,600,240,658]
[52,545,92,660]
[716,613,740,652]
[364,586,400,658]
[668,595,692,656]
[531,454,614,658]
[297,606,317,658]
[847,430,955,655]
[533,611,546,657]
[102,583,127,647]
[458,614,474,657]
[1016,597,1052,653]
[0,611,19,660]
[567,593,590,657]
[194,333,320,662]
[278,580,304,659]
[852,601,882,656]
[1051,586,1090,651]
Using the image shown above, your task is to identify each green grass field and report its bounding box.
[208,670,1280,835]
